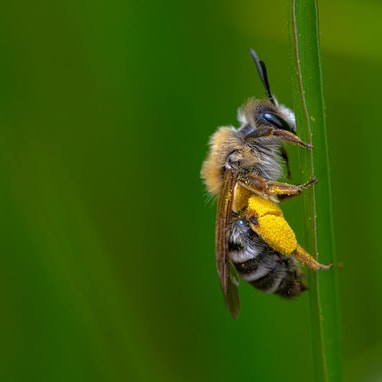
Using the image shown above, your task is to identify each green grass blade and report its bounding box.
[288,1,343,381]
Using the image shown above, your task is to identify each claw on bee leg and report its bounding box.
[293,245,332,271]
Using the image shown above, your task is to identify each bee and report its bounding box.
[201,49,332,318]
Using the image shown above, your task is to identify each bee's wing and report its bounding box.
[215,168,240,319]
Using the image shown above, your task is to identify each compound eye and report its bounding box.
[263,112,293,132]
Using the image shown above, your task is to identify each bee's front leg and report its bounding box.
[247,126,312,149]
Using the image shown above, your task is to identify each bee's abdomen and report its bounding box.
[229,218,307,298]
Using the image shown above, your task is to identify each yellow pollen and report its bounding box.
[246,194,297,255]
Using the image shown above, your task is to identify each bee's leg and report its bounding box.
[247,213,298,256]
[249,126,312,149]
[292,245,332,271]
[239,174,317,197]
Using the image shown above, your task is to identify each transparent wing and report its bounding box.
[215,168,240,318]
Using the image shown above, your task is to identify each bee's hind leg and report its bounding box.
[292,245,332,271]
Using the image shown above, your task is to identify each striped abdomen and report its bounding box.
[229,217,307,298]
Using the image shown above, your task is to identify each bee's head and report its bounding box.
[237,50,301,145]
[237,100,296,139]
[256,102,296,133]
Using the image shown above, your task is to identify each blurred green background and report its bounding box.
[1,0,381,381]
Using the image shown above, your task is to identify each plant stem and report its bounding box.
[288,1,343,381]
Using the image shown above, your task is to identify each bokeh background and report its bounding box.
[1,0,381,381]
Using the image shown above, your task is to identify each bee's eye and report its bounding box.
[262,113,293,132]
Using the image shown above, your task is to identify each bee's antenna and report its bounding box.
[249,49,276,105]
